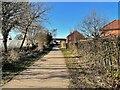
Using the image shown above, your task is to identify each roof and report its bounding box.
[102,20,120,30]
[67,31,85,38]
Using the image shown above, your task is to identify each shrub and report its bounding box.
[66,37,120,88]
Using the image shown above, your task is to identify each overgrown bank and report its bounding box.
[61,38,120,88]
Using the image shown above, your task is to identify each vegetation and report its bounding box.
[35,30,53,50]
[18,3,49,50]
[62,37,120,88]
[1,2,28,52]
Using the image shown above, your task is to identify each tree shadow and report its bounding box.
[12,67,69,80]
[45,56,82,59]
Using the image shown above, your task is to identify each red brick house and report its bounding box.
[66,31,85,44]
[101,20,120,37]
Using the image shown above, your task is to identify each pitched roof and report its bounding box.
[67,31,85,38]
[102,20,120,30]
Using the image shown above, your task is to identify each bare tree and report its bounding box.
[35,29,48,49]
[78,10,108,38]
[17,2,49,49]
[1,2,28,52]
[28,23,44,44]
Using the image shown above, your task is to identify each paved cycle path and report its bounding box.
[2,47,69,88]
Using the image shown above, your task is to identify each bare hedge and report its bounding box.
[67,37,120,75]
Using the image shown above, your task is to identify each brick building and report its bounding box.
[101,20,120,37]
[66,31,85,44]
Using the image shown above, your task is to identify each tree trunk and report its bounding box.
[19,20,33,50]
[19,28,28,50]
[3,35,8,53]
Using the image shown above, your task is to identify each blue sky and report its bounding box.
[0,2,118,39]
[44,2,118,38]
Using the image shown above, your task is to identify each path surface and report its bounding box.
[2,46,69,88]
